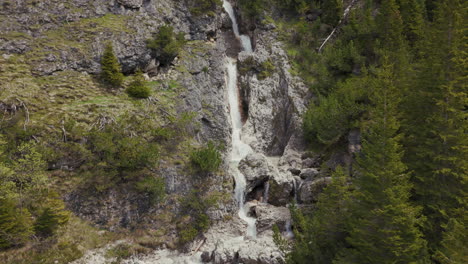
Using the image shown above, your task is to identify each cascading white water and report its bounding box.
[223,0,256,238]
[222,0,253,52]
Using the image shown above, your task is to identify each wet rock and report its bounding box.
[299,168,319,180]
[201,251,212,263]
[288,168,301,175]
[298,177,332,204]
[254,203,291,233]
[267,172,294,206]
[239,153,277,194]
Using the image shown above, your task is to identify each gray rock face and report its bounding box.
[0,0,222,76]
[298,177,332,204]
[199,218,285,264]
[238,30,309,156]
[239,153,276,195]
[117,0,143,9]
[267,171,294,206]
[253,203,291,233]
[299,168,320,180]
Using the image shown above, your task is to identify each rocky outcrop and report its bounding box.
[238,28,309,156]
[239,153,275,195]
[253,203,291,233]
[117,0,143,9]
[0,0,223,75]
[199,218,285,264]
[298,177,332,204]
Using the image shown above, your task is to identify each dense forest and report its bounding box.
[0,0,466,263]
[257,0,466,263]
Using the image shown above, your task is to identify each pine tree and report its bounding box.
[433,208,468,264]
[101,43,124,87]
[401,0,467,252]
[126,70,151,98]
[0,199,33,249]
[287,166,351,263]
[396,0,425,49]
[338,59,427,263]
[147,25,185,66]
[34,192,70,237]
[11,142,47,209]
[322,0,343,26]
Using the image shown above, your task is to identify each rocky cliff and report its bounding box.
[0,0,330,263]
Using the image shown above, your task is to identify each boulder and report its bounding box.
[239,153,276,194]
[117,0,143,9]
[298,177,332,204]
[299,168,319,180]
[254,203,291,233]
[267,172,294,206]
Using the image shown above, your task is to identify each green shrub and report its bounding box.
[147,25,185,66]
[190,141,222,173]
[258,59,276,80]
[100,43,124,87]
[0,198,33,249]
[187,0,221,16]
[303,76,367,147]
[239,0,264,18]
[105,244,133,261]
[177,190,216,245]
[34,192,70,237]
[88,129,159,172]
[126,70,151,98]
[135,176,166,204]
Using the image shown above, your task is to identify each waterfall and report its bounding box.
[263,181,270,204]
[222,0,253,52]
[223,0,256,238]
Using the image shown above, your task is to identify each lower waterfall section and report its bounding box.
[226,57,257,238]
[223,0,257,238]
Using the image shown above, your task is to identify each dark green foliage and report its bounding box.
[190,141,222,174]
[126,70,151,98]
[303,76,367,147]
[0,199,33,249]
[339,60,427,263]
[322,0,343,26]
[100,43,124,87]
[177,190,216,244]
[135,176,166,204]
[88,129,159,172]
[238,0,264,18]
[258,59,276,80]
[34,192,70,237]
[400,0,468,254]
[285,166,351,263]
[433,210,468,264]
[147,25,185,66]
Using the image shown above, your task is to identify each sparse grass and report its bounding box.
[0,216,118,264]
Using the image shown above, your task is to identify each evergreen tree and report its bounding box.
[322,0,343,26]
[126,70,151,98]
[433,208,468,264]
[34,192,70,237]
[11,142,47,209]
[147,25,185,66]
[287,166,351,263]
[396,0,425,49]
[338,60,427,263]
[401,0,467,252]
[101,43,124,87]
[0,199,33,249]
